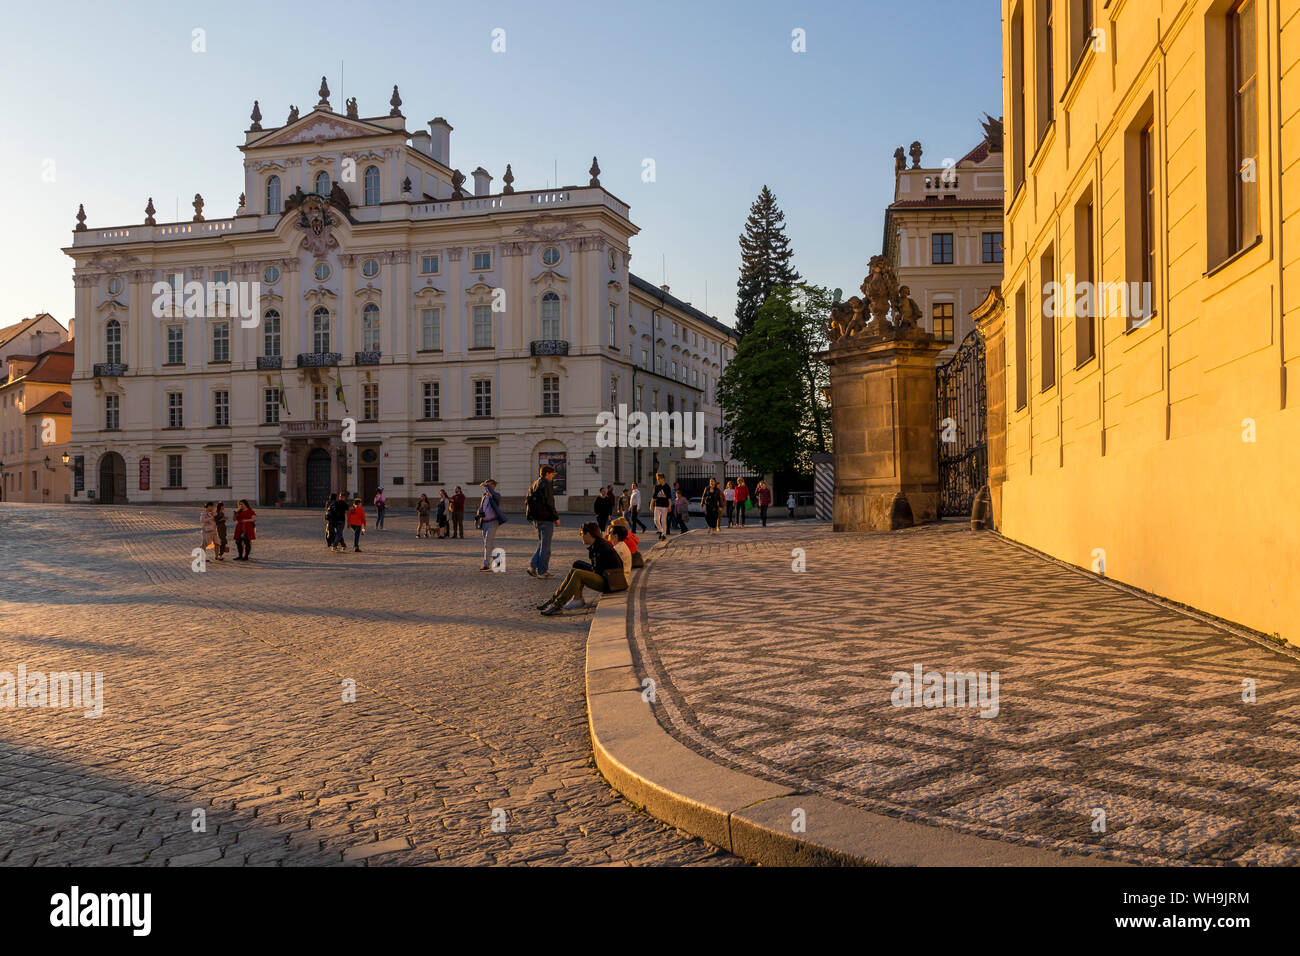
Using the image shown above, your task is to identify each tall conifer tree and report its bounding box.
[734,186,800,337]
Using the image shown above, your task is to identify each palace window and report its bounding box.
[363,165,380,206]
[212,322,230,363]
[167,392,184,428]
[472,251,492,271]
[264,310,281,357]
[420,255,440,275]
[931,233,954,265]
[264,265,280,284]
[1040,246,1056,390]
[541,245,561,266]
[267,175,281,214]
[542,374,560,415]
[105,319,121,365]
[1037,0,1054,142]
[1076,190,1097,359]
[420,308,441,350]
[541,293,561,340]
[1011,3,1026,192]
[312,307,331,353]
[473,379,492,417]
[213,390,229,427]
[313,384,329,421]
[105,394,119,431]
[609,304,617,347]
[422,447,440,483]
[213,453,229,488]
[1228,0,1259,256]
[362,303,381,351]
[264,388,280,425]
[472,305,493,348]
[361,259,379,278]
[315,171,331,196]
[167,454,183,488]
[313,261,331,282]
[472,446,491,482]
[1014,286,1028,411]
[166,325,184,365]
[421,381,440,419]
[363,382,378,422]
[983,232,1003,264]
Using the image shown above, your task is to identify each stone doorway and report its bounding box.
[98,452,126,504]
[305,448,332,507]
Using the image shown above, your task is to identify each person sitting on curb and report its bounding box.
[538,523,628,616]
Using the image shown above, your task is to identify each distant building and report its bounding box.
[882,121,1004,353]
[63,81,735,508]
[0,339,74,502]
[0,314,68,383]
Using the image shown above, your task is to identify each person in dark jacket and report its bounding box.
[594,487,615,531]
[538,522,623,615]
[526,465,560,578]
[701,478,724,534]
[213,502,229,560]
[327,492,350,552]
[651,474,672,540]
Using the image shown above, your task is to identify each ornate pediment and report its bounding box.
[514,213,585,242]
[251,114,393,148]
[84,250,139,273]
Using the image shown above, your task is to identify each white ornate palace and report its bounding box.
[64,80,735,509]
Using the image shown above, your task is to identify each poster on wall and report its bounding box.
[539,452,567,496]
[139,456,150,491]
[73,456,84,493]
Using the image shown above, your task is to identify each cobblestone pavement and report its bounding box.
[0,503,737,866]
[635,522,1300,866]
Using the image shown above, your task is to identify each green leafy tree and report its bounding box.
[789,284,833,460]
[735,186,800,338]
[716,289,805,475]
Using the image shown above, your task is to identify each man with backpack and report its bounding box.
[525,464,560,578]
[326,491,350,552]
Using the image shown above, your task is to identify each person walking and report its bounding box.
[324,492,337,547]
[628,482,646,533]
[701,478,723,534]
[200,503,218,560]
[233,499,256,561]
[734,478,749,526]
[525,464,560,579]
[787,492,797,520]
[213,502,229,560]
[451,486,466,539]
[537,523,628,616]
[673,489,691,533]
[374,487,387,531]
[724,480,736,528]
[755,480,772,527]
[347,497,367,552]
[617,487,630,521]
[327,492,349,552]
[436,490,451,538]
[476,479,506,570]
[416,493,431,538]
[594,487,614,531]
[651,473,672,540]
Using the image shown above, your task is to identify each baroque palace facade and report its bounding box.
[64,81,735,509]
[986,0,1298,640]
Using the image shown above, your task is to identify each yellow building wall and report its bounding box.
[999,0,1299,642]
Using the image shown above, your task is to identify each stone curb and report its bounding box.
[584,531,1123,867]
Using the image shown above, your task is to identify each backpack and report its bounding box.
[525,478,548,521]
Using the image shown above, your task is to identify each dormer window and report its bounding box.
[315,171,331,196]
[267,175,281,214]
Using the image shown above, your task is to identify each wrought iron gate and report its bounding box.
[936,329,987,517]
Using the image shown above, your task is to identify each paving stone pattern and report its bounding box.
[635,523,1300,866]
[0,504,737,866]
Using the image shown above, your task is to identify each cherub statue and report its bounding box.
[894,285,923,330]
[346,97,359,119]
[862,255,899,328]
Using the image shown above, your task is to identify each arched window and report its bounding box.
[312,307,331,353]
[315,171,331,196]
[266,175,281,214]
[361,303,381,351]
[105,319,121,365]
[263,310,281,357]
[363,166,380,206]
[541,292,561,340]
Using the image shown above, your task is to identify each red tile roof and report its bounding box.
[24,390,72,417]
[960,140,992,165]
[20,349,73,385]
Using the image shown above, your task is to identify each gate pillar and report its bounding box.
[823,256,947,531]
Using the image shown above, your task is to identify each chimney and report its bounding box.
[428,117,452,167]
[410,130,432,156]
[472,167,492,196]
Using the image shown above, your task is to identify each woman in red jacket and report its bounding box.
[734,478,749,526]
[233,499,257,561]
[346,497,367,552]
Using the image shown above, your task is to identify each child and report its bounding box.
[347,497,367,552]
[213,502,229,560]
[200,502,218,558]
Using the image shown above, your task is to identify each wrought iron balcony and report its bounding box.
[354,350,382,366]
[530,339,569,356]
[256,355,283,370]
[93,363,128,377]
[296,352,341,367]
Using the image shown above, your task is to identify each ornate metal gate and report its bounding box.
[936,329,987,517]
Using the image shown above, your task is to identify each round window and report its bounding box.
[106,277,123,296]
[361,259,379,278]
[264,266,280,284]
[361,449,378,464]
[314,262,331,282]
[261,451,279,467]
[541,246,561,267]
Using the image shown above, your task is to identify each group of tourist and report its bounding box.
[415,487,467,540]
[199,500,257,561]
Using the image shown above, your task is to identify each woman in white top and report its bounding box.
[724,481,736,528]
[608,524,634,580]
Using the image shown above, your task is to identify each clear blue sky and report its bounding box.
[0,0,1002,330]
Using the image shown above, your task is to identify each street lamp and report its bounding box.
[61,451,70,466]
